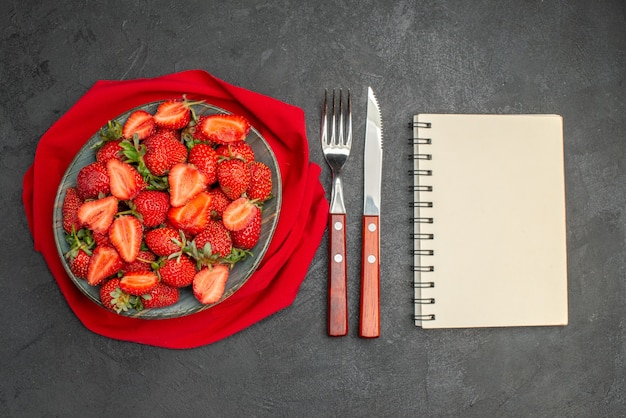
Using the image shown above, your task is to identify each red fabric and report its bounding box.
[22,70,328,349]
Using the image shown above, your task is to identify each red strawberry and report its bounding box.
[76,162,110,200]
[122,110,155,140]
[119,271,159,295]
[153,99,191,130]
[77,196,118,234]
[193,264,229,305]
[108,215,143,263]
[194,220,233,258]
[188,143,218,184]
[217,158,250,200]
[222,197,259,232]
[215,141,255,162]
[106,159,146,200]
[132,190,170,227]
[93,231,111,247]
[159,255,197,288]
[62,187,83,233]
[152,127,181,141]
[247,161,272,201]
[143,132,188,176]
[96,139,123,163]
[121,250,156,273]
[231,207,262,249]
[199,114,250,144]
[168,163,210,207]
[167,191,212,236]
[100,278,136,313]
[207,187,232,219]
[144,227,182,257]
[141,282,179,309]
[69,249,91,279]
[87,246,123,286]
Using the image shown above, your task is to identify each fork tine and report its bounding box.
[330,89,337,146]
[338,89,344,146]
[345,89,352,149]
[321,89,328,145]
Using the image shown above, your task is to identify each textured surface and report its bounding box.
[1,0,624,416]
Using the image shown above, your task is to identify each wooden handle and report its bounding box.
[328,213,348,336]
[360,215,380,338]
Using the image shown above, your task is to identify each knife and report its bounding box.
[360,86,382,338]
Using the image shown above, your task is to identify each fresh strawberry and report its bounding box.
[192,264,229,305]
[217,158,250,200]
[222,197,259,232]
[168,163,210,207]
[122,110,155,140]
[194,220,233,258]
[76,162,110,200]
[119,271,159,295]
[231,207,262,249]
[87,245,123,286]
[106,159,146,200]
[159,255,197,288]
[77,196,118,234]
[121,250,157,273]
[152,127,181,141]
[246,161,272,201]
[96,139,123,163]
[167,191,212,235]
[188,143,218,184]
[108,215,143,263]
[141,282,179,309]
[153,99,191,130]
[132,190,170,227]
[186,116,211,142]
[100,278,136,313]
[93,231,111,247]
[69,249,91,279]
[207,187,232,219]
[215,141,255,162]
[199,114,250,144]
[143,132,188,176]
[62,187,83,233]
[144,227,182,257]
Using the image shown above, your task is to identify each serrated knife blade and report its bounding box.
[360,86,383,338]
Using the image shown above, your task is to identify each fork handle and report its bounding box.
[360,215,380,338]
[328,213,348,336]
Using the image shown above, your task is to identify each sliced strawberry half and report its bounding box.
[108,215,143,263]
[221,197,259,232]
[77,196,118,234]
[87,246,123,286]
[167,191,213,236]
[122,110,155,140]
[106,159,146,200]
[153,99,191,130]
[192,264,229,305]
[119,271,159,296]
[198,114,250,144]
[168,163,210,207]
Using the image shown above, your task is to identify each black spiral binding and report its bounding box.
[409,120,436,322]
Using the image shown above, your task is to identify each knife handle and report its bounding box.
[360,215,380,338]
[328,213,348,336]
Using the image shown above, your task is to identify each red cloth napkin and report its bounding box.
[22,70,328,349]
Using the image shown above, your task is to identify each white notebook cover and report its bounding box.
[412,114,568,328]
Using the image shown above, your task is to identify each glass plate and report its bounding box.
[52,101,282,319]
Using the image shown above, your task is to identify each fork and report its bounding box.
[321,88,352,337]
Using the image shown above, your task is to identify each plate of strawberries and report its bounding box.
[53,97,281,319]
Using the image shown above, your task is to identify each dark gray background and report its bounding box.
[1,1,624,416]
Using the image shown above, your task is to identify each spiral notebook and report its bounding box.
[411,114,568,328]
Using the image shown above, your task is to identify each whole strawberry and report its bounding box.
[143,132,188,176]
[96,139,123,163]
[141,282,180,309]
[76,162,110,200]
[132,190,170,228]
[215,141,255,163]
[159,255,197,288]
[69,249,91,279]
[100,278,136,313]
[62,187,83,233]
[207,187,232,219]
[144,227,183,257]
[247,161,272,201]
[188,143,218,184]
[217,158,251,200]
[194,220,233,259]
[121,250,157,274]
[231,207,262,249]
